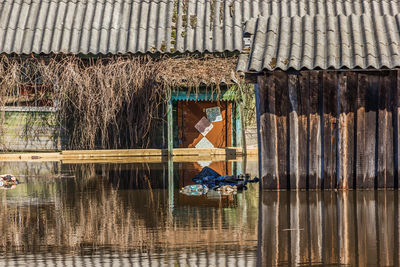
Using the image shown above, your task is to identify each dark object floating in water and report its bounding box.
[180,167,259,196]
[0,174,19,189]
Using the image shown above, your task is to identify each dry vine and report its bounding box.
[0,55,241,150]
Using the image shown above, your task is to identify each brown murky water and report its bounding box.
[1,160,400,266]
[0,160,258,266]
[261,191,400,267]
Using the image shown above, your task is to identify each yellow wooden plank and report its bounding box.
[61,149,164,155]
[0,147,258,162]
[0,152,62,161]
[61,156,165,164]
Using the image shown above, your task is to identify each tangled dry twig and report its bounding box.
[0,55,242,150]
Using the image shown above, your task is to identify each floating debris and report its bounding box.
[180,167,259,196]
[179,184,209,196]
[216,185,237,195]
[0,174,19,189]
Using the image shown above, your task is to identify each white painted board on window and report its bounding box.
[195,116,213,136]
[206,107,222,122]
[195,137,214,148]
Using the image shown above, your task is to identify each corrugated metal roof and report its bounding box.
[237,14,400,72]
[1,0,400,55]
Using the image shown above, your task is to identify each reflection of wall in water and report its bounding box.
[0,161,60,178]
[260,191,398,267]
[103,163,169,190]
[0,163,258,260]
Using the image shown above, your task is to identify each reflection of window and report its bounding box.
[5,63,53,107]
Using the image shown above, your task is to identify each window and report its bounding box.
[4,63,54,108]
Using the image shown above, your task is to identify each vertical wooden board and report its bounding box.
[167,100,173,155]
[259,74,279,189]
[389,70,398,188]
[275,71,290,189]
[355,73,365,189]
[377,74,388,188]
[337,72,356,189]
[288,74,300,189]
[298,72,310,189]
[346,73,358,189]
[308,71,322,189]
[356,74,378,188]
[367,75,379,187]
[177,101,182,147]
[356,74,370,188]
[322,72,338,189]
[395,71,400,188]
[377,72,395,188]
[337,72,347,189]
[226,102,232,147]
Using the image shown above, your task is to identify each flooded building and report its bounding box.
[238,13,400,189]
[2,0,398,152]
[0,0,267,152]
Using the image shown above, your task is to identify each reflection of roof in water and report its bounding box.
[0,251,257,266]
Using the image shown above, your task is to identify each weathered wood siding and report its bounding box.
[0,111,61,151]
[258,70,399,189]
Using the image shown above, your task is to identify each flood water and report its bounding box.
[0,160,399,266]
[0,160,258,266]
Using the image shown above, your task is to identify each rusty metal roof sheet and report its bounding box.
[1,0,400,55]
[237,14,400,72]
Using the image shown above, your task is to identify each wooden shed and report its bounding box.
[238,14,400,189]
[0,0,255,151]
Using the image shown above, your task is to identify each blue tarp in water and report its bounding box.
[192,167,259,191]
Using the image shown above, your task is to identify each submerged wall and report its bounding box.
[0,109,61,151]
[258,70,400,189]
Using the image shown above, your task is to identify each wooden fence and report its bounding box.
[258,70,400,189]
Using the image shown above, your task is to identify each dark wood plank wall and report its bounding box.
[258,70,400,189]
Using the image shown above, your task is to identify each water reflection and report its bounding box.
[4,161,398,266]
[0,161,258,266]
[261,191,399,267]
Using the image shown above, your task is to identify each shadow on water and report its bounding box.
[260,190,400,267]
[0,160,259,266]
